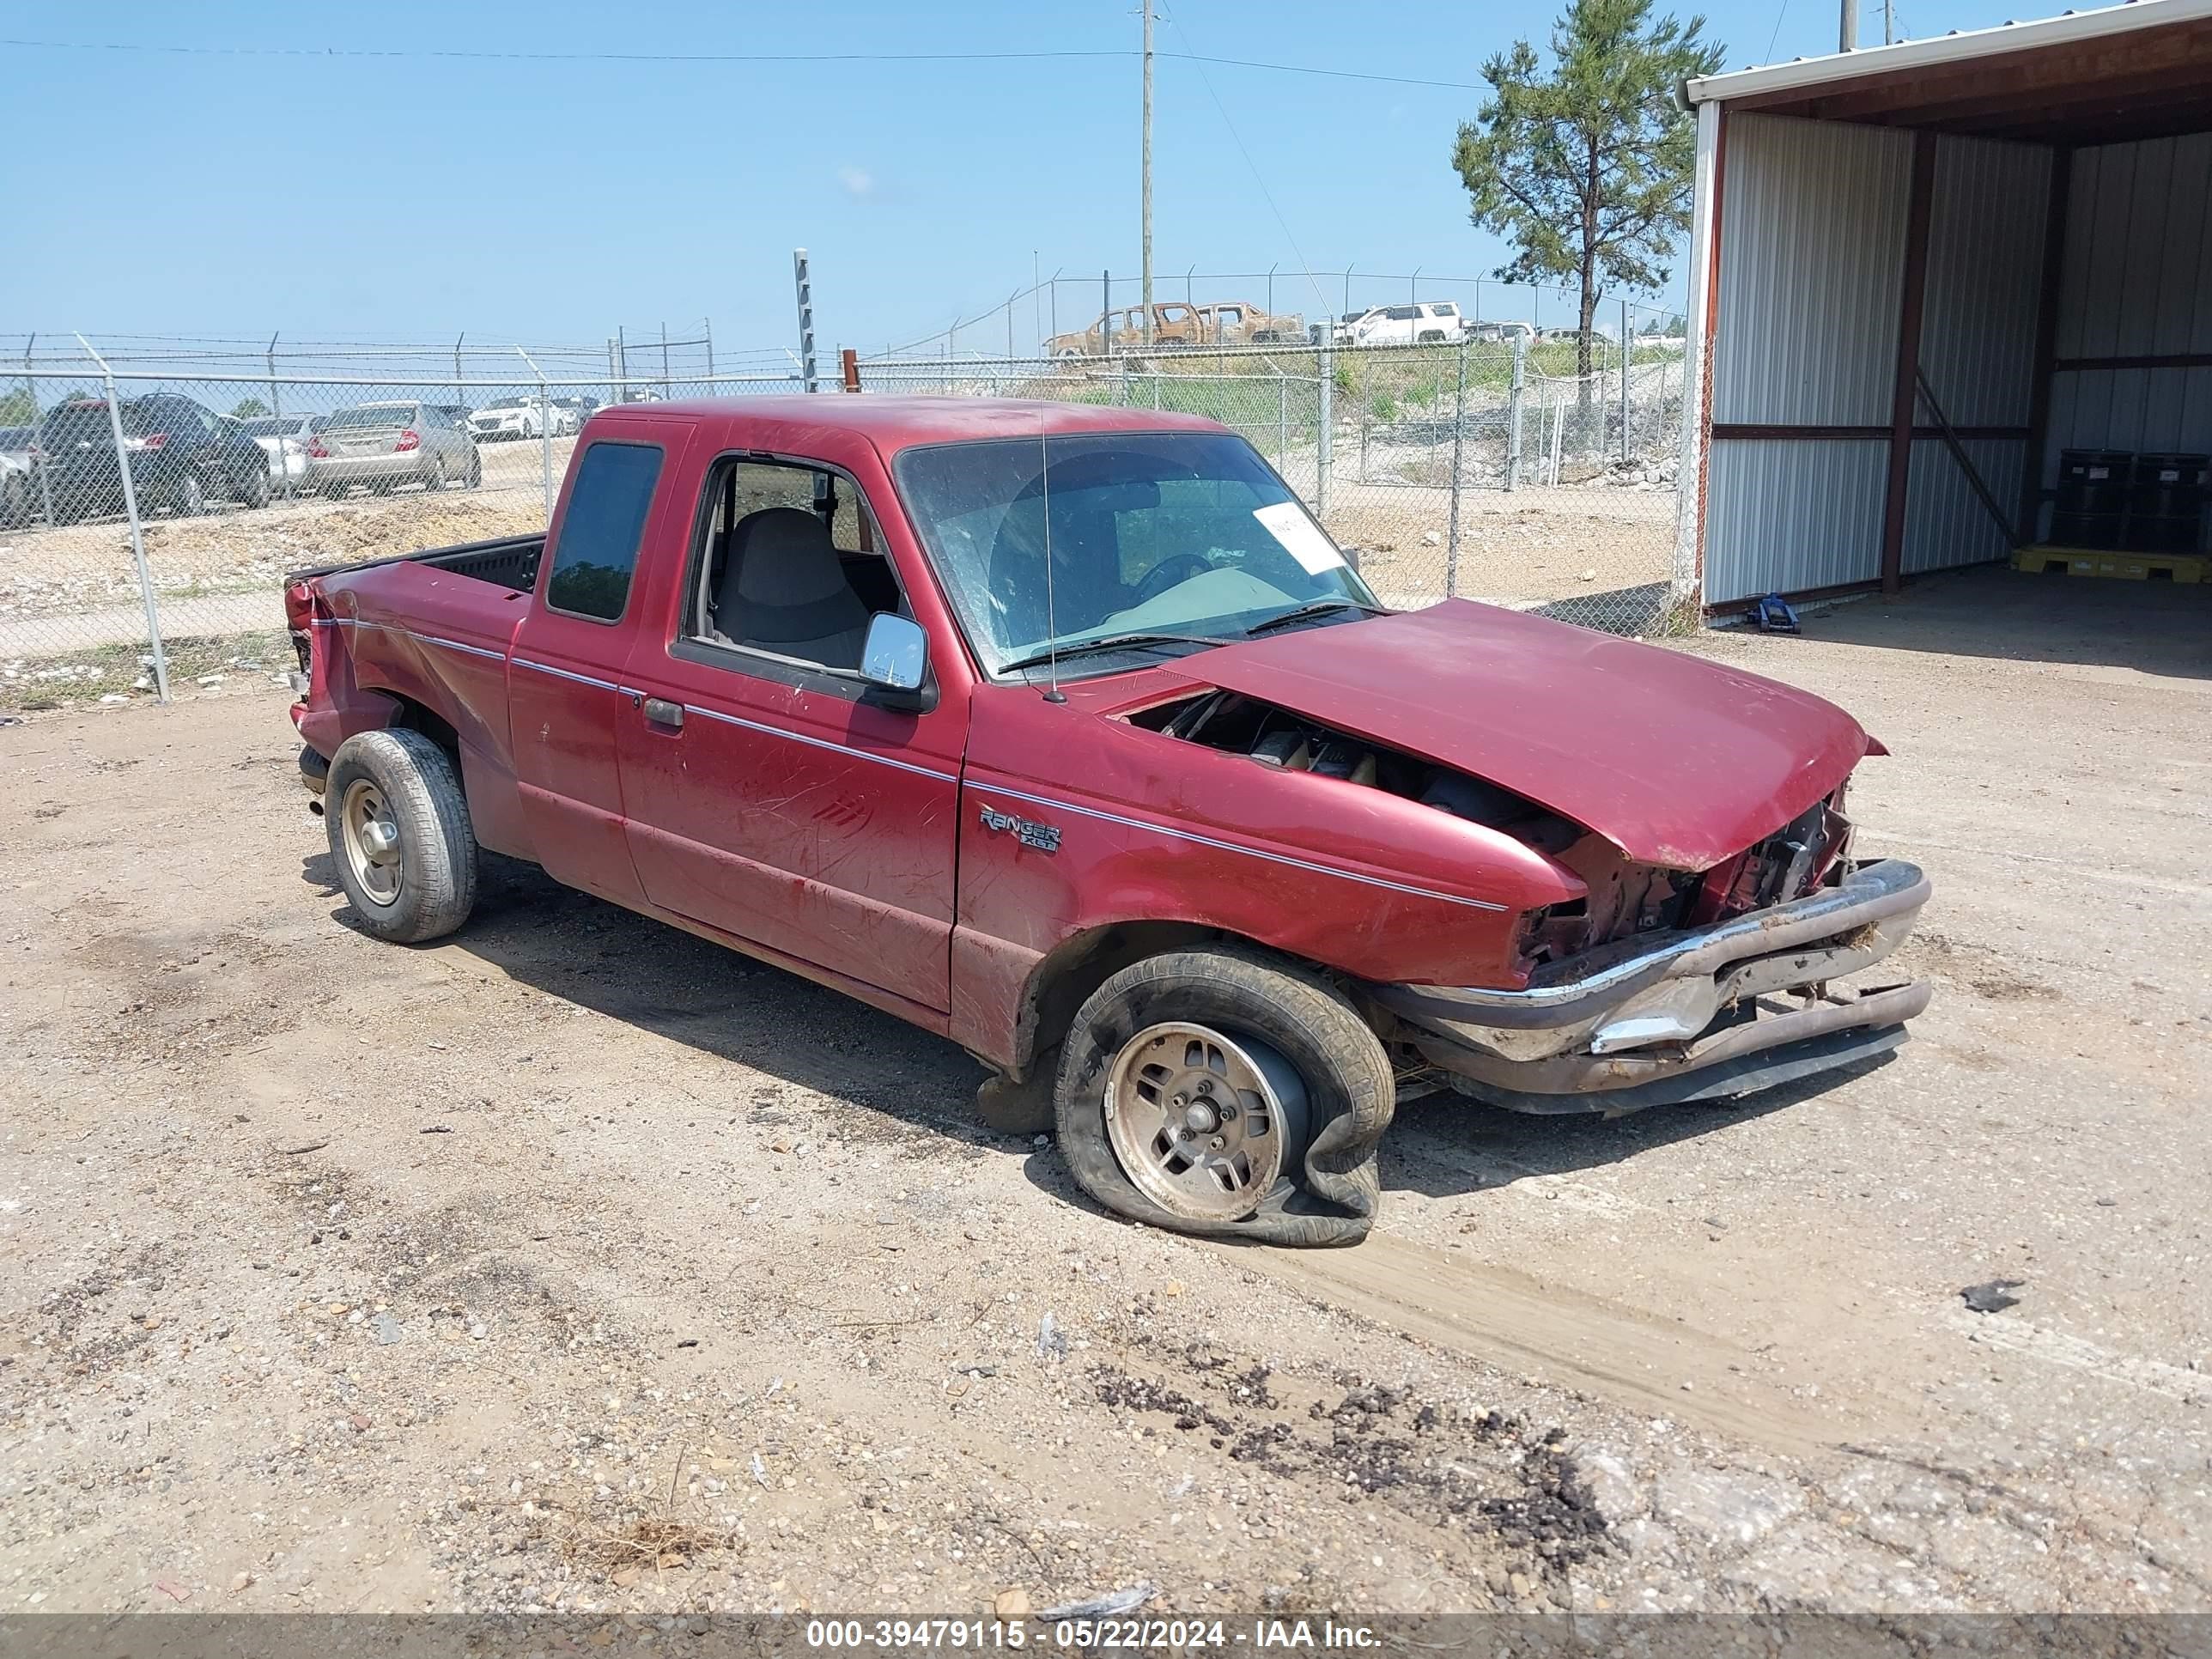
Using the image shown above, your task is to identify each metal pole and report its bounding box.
[1506,329,1527,492]
[1267,263,1276,321]
[1411,266,1421,304]
[705,316,715,382]
[1140,0,1154,349]
[1840,0,1856,51]
[617,326,629,404]
[1343,266,1352,322]
[518,347,553,521]
[453,332,464,390]
[793,249,819,392]
[1884,0,1895,41]
[1032,253,1042,356]
[659,320,670,389]
[78,335,167,704]
[23,337,56,526]
[1275,376,1287,475]
[1102,269,1111,356]
[268,333,292,501]
[1049,275,1059,348]
[1316,333,1333,522]
[1446,337,1467,596]
[1620,298,1633,465]
[1006,289,1016,359]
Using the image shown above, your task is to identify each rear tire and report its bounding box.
[238,467,270,509]
[169,473,207,518]
[325,728,477,945]
[1053,945,1394,1243]
[463,447,482,488]
[421,453,446,493]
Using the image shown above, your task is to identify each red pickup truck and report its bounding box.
[284,397,1930,1246]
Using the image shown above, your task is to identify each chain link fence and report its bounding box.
[0,345,801,714]
[2,334,1686,716]
[859,336,1687,634]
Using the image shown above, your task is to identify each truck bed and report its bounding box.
[285,532,545,592]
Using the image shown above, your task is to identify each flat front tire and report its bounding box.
[325,728,477,944]
[1053,945,1395,1243]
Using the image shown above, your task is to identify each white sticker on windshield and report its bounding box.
[1252,501,1346,575]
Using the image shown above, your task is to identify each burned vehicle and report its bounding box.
[282,397,1929,1245]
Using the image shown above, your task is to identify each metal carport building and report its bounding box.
[1670,0,2212,611]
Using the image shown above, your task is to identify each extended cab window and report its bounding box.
[545,441,663,621]
[682,457,896,674]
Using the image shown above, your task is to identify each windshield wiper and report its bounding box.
[1243,599,1387,636]
[999,632,1227,674]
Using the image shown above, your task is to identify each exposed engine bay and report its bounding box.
[1132,689,1854,966]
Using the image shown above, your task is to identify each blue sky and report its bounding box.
[3,0,2047,359]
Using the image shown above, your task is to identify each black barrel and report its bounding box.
[2051,449,2132,549]
[2125,453,2209,553]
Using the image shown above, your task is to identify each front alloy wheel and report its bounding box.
[1103,1021,1310,1223]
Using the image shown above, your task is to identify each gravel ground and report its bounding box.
[1,564,2207,1618]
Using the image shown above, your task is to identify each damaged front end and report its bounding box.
[1125,678,1931,1116]
[1373,822,1932,1115]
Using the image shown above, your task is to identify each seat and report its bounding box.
[713,507,871,669]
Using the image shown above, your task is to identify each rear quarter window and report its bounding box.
[544,441,664,622]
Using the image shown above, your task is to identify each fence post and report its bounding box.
[1316,334,1333,521]
[1445,337,1468,599]
[1275,376,1287,476]
[77,335,168,704]
[518,347,553,522]
[1620,299,1633,465]
[24,336,56,527]
[266,333,294,502]
[1505,330,1527,493]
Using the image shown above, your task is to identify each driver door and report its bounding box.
[615,443,965,1016]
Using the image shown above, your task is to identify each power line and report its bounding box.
[0,35,1486,91]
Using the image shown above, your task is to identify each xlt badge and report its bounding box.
[979,805,1061,854]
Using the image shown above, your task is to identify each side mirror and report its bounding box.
[860,612,931,707]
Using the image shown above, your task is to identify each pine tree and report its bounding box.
[1451,0,1723,379]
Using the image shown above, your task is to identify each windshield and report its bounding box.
[326,404,416,429]
[894,431,1376,679]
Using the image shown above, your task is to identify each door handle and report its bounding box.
[642,696,684,729]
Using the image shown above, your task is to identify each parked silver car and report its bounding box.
[0,424,35,526]
[232,414,323,493]
[307,402,480,496]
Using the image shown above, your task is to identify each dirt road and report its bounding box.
[2,567,2208,1617]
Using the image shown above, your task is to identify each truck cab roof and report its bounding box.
[587,395,1227,458]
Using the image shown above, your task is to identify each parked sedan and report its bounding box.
[306,402,480,497]
[233,414,322,493]
[466,397,545,442]
[34,392,271,522]
[550,395,598,435]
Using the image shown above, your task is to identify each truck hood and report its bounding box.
[1186,599,1875,870]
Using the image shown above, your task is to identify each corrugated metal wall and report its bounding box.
[1705,115,1911,601]
[1704,117,2049,602]
[2045,131,2212,510]
[1711,115,1912,426]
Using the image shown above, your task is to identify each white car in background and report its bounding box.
[468,398,545,442]
[550,396,599,436]
[1340,301,1470,346]
[231,414,322,491]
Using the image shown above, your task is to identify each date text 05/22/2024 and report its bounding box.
[802,1618,1381,1650]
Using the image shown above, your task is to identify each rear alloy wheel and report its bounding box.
[325,728,477,944]
[1053,945,1395,1242]
[171,473,206,517]
[422,453,446,492]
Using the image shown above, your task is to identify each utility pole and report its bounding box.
[1883,0,1896,42]
[1839,0,1856,51]
[1140,0,1154,349]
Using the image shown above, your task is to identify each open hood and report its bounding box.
[1187,600,1875,870]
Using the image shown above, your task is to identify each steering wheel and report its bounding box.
[1130,552,1212,606]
